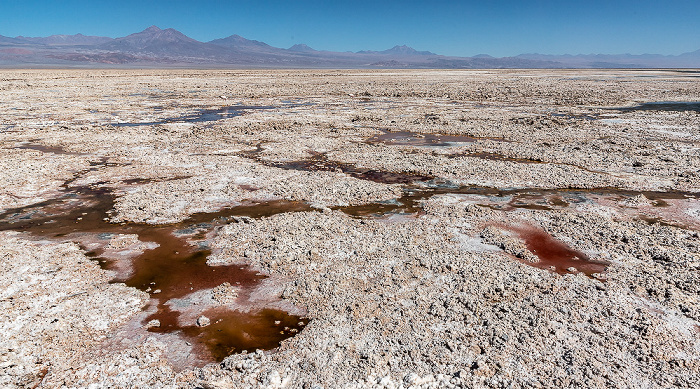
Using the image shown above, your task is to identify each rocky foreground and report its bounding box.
[0,69,699,388]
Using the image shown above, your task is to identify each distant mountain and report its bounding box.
[0,26,698,68]
[209,34,275,51]
[381,45,435,56]
[98,26,218,57]
[358,45,435,56]
[429,56,562,69]
[17,33,112,46]
[679,49,700,58]
[288,44,316,53]
[516,50,700,68]
[0,35,24,45]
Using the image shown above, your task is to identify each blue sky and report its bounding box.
[1,0,698,57]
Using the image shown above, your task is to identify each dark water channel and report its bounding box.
[615,101,700,113]
[448,152,545,164]
[266,152,433,185]
[112,105,276,127]
[365,130,506,146]
[0,182,311,365]
[112,101,315,127]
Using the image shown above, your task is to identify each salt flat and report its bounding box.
[0,69,699,388]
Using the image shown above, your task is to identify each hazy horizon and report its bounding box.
[1,0,698,57]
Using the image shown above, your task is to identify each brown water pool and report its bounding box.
[0,181,311,365]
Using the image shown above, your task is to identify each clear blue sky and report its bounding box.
[1,0,698,57]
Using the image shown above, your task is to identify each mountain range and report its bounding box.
[1,26,698,68]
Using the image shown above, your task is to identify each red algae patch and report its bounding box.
[503,224,608,277]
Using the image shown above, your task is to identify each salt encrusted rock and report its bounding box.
[196,315,211,327]
[146,319,160,328]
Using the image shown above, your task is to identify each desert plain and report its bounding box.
[0,69,699,388]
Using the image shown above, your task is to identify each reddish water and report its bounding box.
[0,182,311,365]
[503,224,608,277]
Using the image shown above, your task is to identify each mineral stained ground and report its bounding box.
[0,69,699,388]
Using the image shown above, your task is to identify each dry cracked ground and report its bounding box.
[0,69,699,388]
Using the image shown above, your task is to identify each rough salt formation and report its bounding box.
[0,69,698,388]
[0,232,147,388]
[0,148,91,210]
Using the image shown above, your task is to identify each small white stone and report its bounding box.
[146,319,160,328]
[197,315,211,327]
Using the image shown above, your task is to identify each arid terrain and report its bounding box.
[0,69,699,388]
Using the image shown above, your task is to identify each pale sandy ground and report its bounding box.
[0,69,699,388]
